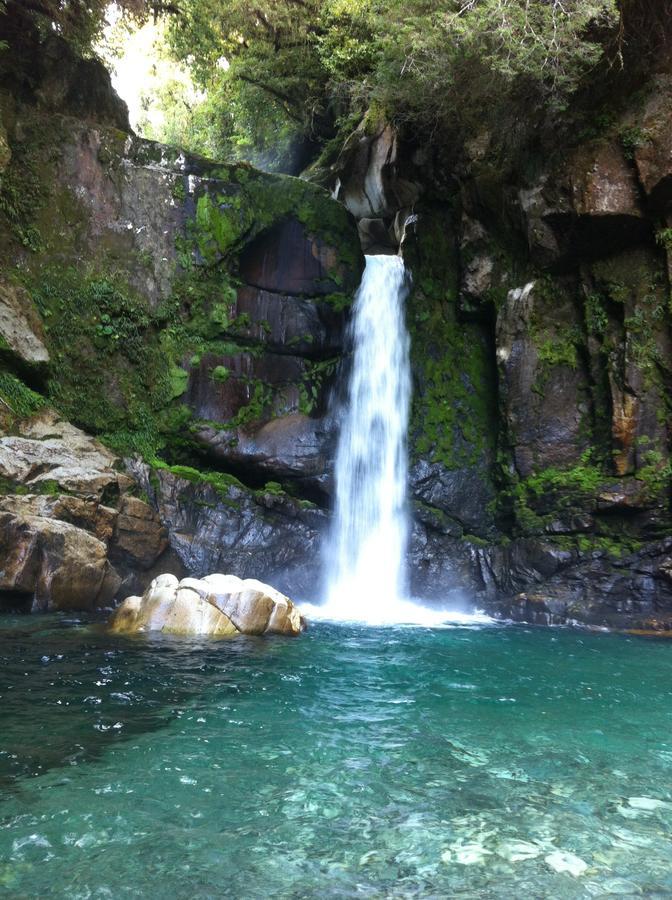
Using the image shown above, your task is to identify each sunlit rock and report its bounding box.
[495,840,541,862]
[627,796,672,811]
[544,850,588,877]
[109,573,306,637]
[0,510,120,612]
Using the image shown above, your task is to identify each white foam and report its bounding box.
[300,597,494,628]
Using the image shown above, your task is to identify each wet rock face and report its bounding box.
[0,280,49,370]
[496,281,589,477]
[232,285,345,358]
[479,538,672,630]
[239,219,359,296]
[194,414,336,496]
[128,462,327,603]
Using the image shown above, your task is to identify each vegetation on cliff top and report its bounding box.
[104,2,672,170]
[8,0,667,172]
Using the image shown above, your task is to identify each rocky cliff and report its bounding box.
[324,90,672,629]
[2,21,672,630]
[0,24,361,610]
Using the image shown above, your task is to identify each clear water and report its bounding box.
[324,255,413,622]
[1,616,672,897]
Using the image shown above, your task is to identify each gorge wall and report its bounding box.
[2,22,672,630]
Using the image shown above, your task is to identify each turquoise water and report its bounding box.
[1,616,672,897]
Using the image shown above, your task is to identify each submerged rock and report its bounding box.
[109,573,306,637]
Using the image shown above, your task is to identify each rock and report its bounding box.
[195,413,336,494]
[457,215,505,312]
[126,460,326,601]
[34,35,130,130]
[0,408,126,498]
[544,850,588,877]
[231,285,345,358]
[495,841,541,863]
[357,217,396,254]
[588,249,672,478]
[496,281,589,477]
[111,495,168,569]
[0,279,49,368]
[0,510,120,612]
[627,796,672,811]
[519,139,648,265]
[632,75,672,211]
[332,121,421,220]
[108,572,305,637]
[410,458,497,535]
[0,493,117,543]
[185,349,310,424]
[239,218,359,296]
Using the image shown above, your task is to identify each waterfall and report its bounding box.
[305,254,492,627]
[324,254,412,618]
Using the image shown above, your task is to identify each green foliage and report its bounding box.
[140,0,624,169]
[655,228,672,251]
[0,370,47,420]
[635,450,672,499]
[27,266,190,459]
[0,146,44,252]
[211,365,230,383]
[619,124,648,159]
[537,331,580,371]
[3,0,154,53]
[584,292,609,335]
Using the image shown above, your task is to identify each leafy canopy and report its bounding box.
[151,0,628,168]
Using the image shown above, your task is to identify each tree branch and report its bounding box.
[238,73,303,122]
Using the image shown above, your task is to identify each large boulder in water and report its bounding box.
[109,573,306,637]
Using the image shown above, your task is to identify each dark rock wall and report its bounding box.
[322,85,672,629]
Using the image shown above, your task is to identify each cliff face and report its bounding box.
[325,87,672,628]
[0,28,361,608]
[2,25,672,628]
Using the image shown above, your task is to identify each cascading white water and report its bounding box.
[306,254,484,626]
[324,254,412,618]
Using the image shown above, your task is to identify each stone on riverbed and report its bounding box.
[108,573,306,637]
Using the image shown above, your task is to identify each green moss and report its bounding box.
[505,456,605,535]
[182,165,361,298]
[0,474,62,497]
[193,192,250,263]
[550,533,643,558]
[403,212,496,470]
[619,125,649,160]
[635,450,672,499]
[151,458,246,494]
[0,370,47,421]
[211,365,230,383]
[537,331,580,370]
[168,366,189,398]
[0,133,46,252]
[408,285,497,470]
[25,266,192,459]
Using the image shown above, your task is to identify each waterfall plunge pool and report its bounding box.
[1,614,671,897]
